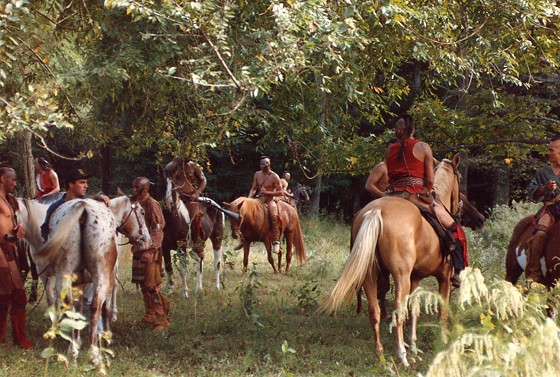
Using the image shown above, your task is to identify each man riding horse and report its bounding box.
[248,156,284,254]
[163,158,207,259]
[384,115,467,287]
[525,135,560,284]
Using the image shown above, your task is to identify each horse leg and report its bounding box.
[265,242,279,274]
[393,273,412,367]
[362,270,383,354]
[193,252,204,294]
[284,232,294,273]
[408,279,420,353]
[242,243,250,274]
[162,244,175,294]
[212,247,222,290]
[177,250,189,298]
[378,270,390,322]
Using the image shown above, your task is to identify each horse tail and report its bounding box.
[293,215,307,264]
[320,209,382,314]
[35,201,87,263]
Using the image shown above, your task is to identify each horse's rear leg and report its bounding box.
[284,232,294,273]
[362,270,383,354]
[408,279,420,353]
[162,245,175,293]
[378,270,391,321]
[393,274,412,367]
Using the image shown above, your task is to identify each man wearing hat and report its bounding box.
[40,169,109,240]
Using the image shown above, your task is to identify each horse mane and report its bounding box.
[433,159,453,196]
[234,197,264,218]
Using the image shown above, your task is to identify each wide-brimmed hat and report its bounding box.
[66,169,91,184]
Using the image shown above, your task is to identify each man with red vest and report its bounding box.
[34,157,60,199]
[384,115,466,287]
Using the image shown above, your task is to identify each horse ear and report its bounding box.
[432,157,440,166]
[116,187,125,196]
[223,201,230,208]
[452,153,461,167]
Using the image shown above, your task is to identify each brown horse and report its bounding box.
[505,214,560,287]
[224,197,306,274]
[322,154,462,366]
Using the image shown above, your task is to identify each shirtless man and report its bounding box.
[248,156,284,253]
[0,167,32,348]
[364,162,389,199]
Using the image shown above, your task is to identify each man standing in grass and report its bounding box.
[131,177,170,332]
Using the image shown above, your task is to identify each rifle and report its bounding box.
[196,197,241,221]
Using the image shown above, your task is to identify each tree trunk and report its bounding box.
[494,164,510,206]
[100,145,112,194]
[307,175,321,216]
[16,131,35,198]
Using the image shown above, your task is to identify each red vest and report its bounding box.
[35,170,56,199]
[386,139,425,192]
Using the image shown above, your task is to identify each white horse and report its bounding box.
[20,196,150,365]
[163,178,224,297]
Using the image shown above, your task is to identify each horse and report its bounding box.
[505,213,560,287]
[290,183,310,213]
[163,177,225,297]
[20,196,150,365]
[321,154,462,366]
[223,197,307,274]
[368,191,486,320]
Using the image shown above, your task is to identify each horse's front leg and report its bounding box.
[193,252,204,294]
[177,250,189,298]
[213,247,223,290]
[265,242,278,274]
[242,243,250,274]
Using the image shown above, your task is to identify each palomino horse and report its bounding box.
[322,154,462,366]
[21,197,150,365]
[505,214,560,287]
[290,183,310,213]
[369,191,486,320]
[163,177,225,297]
[224,197,306,274]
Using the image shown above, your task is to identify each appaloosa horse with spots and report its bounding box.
[25,196,150,365]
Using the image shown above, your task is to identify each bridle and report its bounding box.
[116,201,146,244]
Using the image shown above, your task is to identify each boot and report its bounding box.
[526,227,548,284]
[271,216,281,254]
[10,290,32,349]
[28,280,38,304]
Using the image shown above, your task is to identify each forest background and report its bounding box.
[2,0,560,216]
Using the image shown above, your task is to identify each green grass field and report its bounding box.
[1,203,555,377]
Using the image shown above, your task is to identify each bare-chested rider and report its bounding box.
[248,156,284,254]
[0,167,33,348]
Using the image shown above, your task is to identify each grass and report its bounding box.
[0,203,550,376]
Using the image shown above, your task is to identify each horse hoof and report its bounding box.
[183,291,189,298]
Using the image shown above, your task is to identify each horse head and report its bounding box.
[458,193,485,230]
[293,183,310,202]
[111,196,151,250]
[223,198,244,239]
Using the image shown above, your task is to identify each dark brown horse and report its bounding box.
[291,183,310,213]
[224,197,306,274]
[322,155,462,366]
[505,214,560,287]
[163,176,225,297]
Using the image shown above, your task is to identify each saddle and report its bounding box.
[415,205,458,260]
